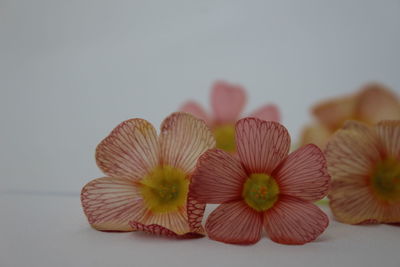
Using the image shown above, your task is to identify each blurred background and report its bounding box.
[1,0,400,194]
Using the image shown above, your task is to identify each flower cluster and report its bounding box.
[81,81,400,246]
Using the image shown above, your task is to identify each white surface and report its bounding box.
[1,194,399,267]
[1,1,400,266]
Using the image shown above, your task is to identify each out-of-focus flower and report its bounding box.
[180,81,280,153]
[326,120,400,224]
[301,83,400,148]
[81,112,215,237]
[190,118,330,245]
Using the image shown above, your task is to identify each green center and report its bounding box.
[371,157,400,204]
[213,124,236,153]
[242,173,280,212]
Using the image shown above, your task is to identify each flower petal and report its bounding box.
[328,179,400,224]
[356,83,400,124]
[129,222,204,238]
[205,201,263,245]
[138,209,191,235]
[81,177,146,231]
[211,81,246,124]
[375,120,400,158]
[179,101,210,124]
[312,94,356,130]
[299,124,332,149]
[191,149,247,203]
[159,112,215,173]
[273,144,330,201]
[264,196,329,245]
[96,119,159,180]
[186,193,206,233]
[236,118,290,174]
[325,121,381,185]
[249,104,281,122]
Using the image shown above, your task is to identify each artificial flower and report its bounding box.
[190,117,330,245]
[180,81,280,153]
[326,120,400,224]
[300,83,400,149]
[81,112,215,237]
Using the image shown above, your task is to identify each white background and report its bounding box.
[1,1,400,266]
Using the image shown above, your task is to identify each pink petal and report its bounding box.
[179,101,210,125]
[159,112,215,174]
[205,201,263,245]
[191,149,247,203]
[130,222,204,238]
[236,118,291,174]
[249,104,281,122]
[186,193,206,233]
[273,144,330,201]
[264,196,329,245]
[81,177,147,231]
[96,119,159,180]
[375,120,400,158]
[356,83,400,124]
[211,81,246,124]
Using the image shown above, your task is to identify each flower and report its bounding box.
[81,112,215,237]
[300,83,400,149]
[180,81,280,153]
[190,118,330,245]
[326,120,400,224]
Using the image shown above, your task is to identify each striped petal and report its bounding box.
[264,196,329,245]
[249,104,281,122]
[211,81,246,124]
[356,83,400,124]
[191,149,247,203]
[328,179,400,224]
[159,112,215,174]
[205,201,263,245]
[179,101,210,125]
[137,209,191,235]
[375,120,400,158]
[96,119,159,181]
[81,177,147,231]
[236,118,290,174]
[186,193,206,233]
[273,144,330,201]
[129,222,203,238]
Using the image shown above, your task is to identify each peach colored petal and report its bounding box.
[205,201,263,245]
[159,112,215,174]
[249,104,281,122]
[356,83,400,124]
[81,177,147,231]
[325,121,381,185]
[236,118,290,174]
[179,101,210,125]
[129,222,204,238]
[138,209,191,235]
[264,196,329,245]
[328,179,400,224]
[312,94,356,130]
[96,119,159,180]
[299,124,332,149]
[211,81,246,124]
[375,120,400,158]
[273,144,330,202]
[191,149,247,203]
[186,193,206,234]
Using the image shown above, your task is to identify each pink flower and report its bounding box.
[81,112,215,237]
[180,81,280,153]
[190,118,330,245]
[326,120,400,224]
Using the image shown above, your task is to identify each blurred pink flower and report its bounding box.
[180,81,280,153]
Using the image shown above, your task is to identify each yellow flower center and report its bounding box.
[371,157,400,204]
[242,173,280,212]
[213,124,236,153]
[139,165,189,213]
